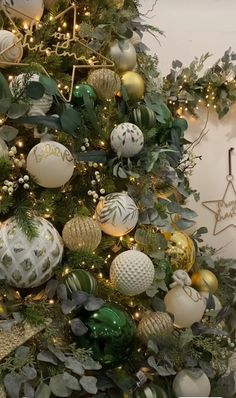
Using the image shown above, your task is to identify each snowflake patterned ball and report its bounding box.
[95,192,139,237]
[0,217,63,288]
[110,122,144,158]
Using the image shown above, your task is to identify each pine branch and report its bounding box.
[13,198,38,240]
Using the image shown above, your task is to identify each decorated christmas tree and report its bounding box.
[0,1,235,397]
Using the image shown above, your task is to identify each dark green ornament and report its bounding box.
[63,269,97,297]
[159,259,173,286]
[73,83,96,104]
[133,384,168,398]
[79,303,136,365]
[132,104,156,129]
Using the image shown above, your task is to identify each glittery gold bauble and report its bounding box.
[106,0,124,9]
[62,216,102,252]
[191,269,218,293]
[121,71,145,100]
[166,231,195,272]
[87,68,121,101]
[138,311,174,342]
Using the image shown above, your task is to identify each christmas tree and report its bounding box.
[0,1,235,397]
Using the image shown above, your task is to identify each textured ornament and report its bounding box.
[132,104,156,129]
[0,138,8,157]
[199,291,222,311]
[105,0,124,9]
[121,71,145,100]
[0,217,63,288]
[2,0,44,23]
[166,231,195,272]
[95,192,138,237]
[109,39,137,72]
[133,384,168,398]
[173,369,211,397]
[138,311,174,342]
[110,122,144,158]
[191,269,218,293]
[63,269,97,297]
[0,30,23,67]
[73,83,96,105]
[110,250,155,296]
[62,216,102,252]
[87,68,121,101]
[164,285,206,328]
[79,303,135,365]
[26,141,74,188]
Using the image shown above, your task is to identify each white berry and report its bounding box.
[81,146,86,152]
[18,178,24,184]
[85,142,90,148]
[23,184,29,190]
[91,180,96,186]
[100,188,105,194]
[8,187,14,194]
[23,175,29,182]
[2,186,8,192]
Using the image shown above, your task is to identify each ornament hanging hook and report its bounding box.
[227,147,234,181]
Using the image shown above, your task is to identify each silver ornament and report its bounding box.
[109,39,137,71]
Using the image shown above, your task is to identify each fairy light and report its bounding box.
[16,139,24,148]
[98,272,103,279]
[49,299,54,305]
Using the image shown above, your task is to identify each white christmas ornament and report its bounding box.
[95,192,139,236]
[109,39,137,71]
[26,141,75,188]
[200,291,222,311]
[0,217,63,288]
[110,250,155,296]
[0,30,23,67]
[164,285,206,328]
[110,122,144,158]
[0,138,8,157]
[173,369,211,397]
[2,0,44,24]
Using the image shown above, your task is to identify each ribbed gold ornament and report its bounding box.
[87,68,121,101]
[62,216,102,252]
[138,311,174,342]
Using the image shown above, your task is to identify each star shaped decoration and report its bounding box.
[202,179,236,235]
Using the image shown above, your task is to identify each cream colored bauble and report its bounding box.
[95,192,139,236]
[2,0,44,24]
[62,216,102,252]
[0,138,8,157]
[164,285,206,328]
[0,30,23,67]
[110,122,144,158]
[110,250,155,296]
[10,73,53,115]
[26,141,75,188]
[138,311,174,342]
[109,40,137,72]
[200,291,222,311]
[0,217,63,288]
[173,369,211,397]
[87,68,121,101]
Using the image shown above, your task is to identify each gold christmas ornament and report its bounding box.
[166,231,195,272]
[62,216,102,252]
[106,0,124,9]
[87,68,121,101]
[121,71,145,100]
[191,269,218,293]
[138,311,174,342]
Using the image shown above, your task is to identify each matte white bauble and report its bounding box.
[164,285,206,328]
[173,369,211,397]
[2,0,44,23]
[110,250,155,296]
[200,291,222,311]
[0,30,23,67]
[95,192,139,236]
[0,216,63,288]
[26,141,75,188]
[109,39,137,72]
[110,122,144,158]
[0,138,8,157]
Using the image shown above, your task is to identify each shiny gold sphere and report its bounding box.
[121,71,145,100]
[191,269,218,293]
[166,231,195,272]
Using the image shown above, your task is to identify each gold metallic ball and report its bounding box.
[106,0,124,9]
[138,311,173,342]
[121,71,145,100]
[166,231,195,272]
[191,269,218,293]
[62,216,102,252]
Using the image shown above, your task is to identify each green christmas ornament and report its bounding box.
[159,259,173,286]
[63,269,97,297]
[73,83,96,104]
[131,105,156,129]
[133,384,168,398]
[79,303,135,365]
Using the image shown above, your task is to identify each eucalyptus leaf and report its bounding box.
[39,75,58,96]
[49,375,72,397]
[37,351,59,365]
[65,357,85,376]
[176,218,196,230]
[48,344,67,362]
[0,98,12,114]
[62,372,81,391]
[45,279,58,299]
[147,355,158,371]
[22,366,37,380]
[179,329,194,348]
[72,291,89,306]
[0,72,12,99]
[81,356,102,370]
[26,81,45,100]
[15,346,30,360]
[60,108,80,135]
[70,318,88,336]
[84,296,104,311]
[7,103,30,119]
[24,382,35,398]
[80,375,98,394]
[57,283,68,301]
[35,383,51,398]
[4,373,26,398]
[0,125,18,142]
[61,299,77,314]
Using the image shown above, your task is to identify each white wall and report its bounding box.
[141,0,236,258]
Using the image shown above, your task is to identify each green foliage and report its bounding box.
[13,198,39,240]
[23,303,48,326]
[66,250,105,271]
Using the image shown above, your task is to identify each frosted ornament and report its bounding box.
[173,369,211,397]
[62,216,102,252]
[0,217,63,288]
[26,141,75,188]
[110,250,155,296]
[95,192,138,236]
[110,122,144,158]
[2,0,44,24]
[108,39,137,72]
[0,30,23,67]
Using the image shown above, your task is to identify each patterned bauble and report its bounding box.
[121,71,145,100]
[78,303,135,365]
[87,68,121,101]
[191,269,218,293]
[173,369,211,397]
[132,105,156,129]
[0,138,8,158]
[199,292,222,311]
[138,311,174,342]
[95,192,138,237]
[2,0,44,23]
[166,231,195,272]
[108,39,137,72]
[73,83,96,105]
[0,30,23,67]
[63,269,97,297]
[0,217,63,288]
[133,384,168,398]
[110,122,144,158]
[110,250,155,296]
[164,286,206,328]
[26,141,74,188]
[106,0,124,9]
[62,216,102,252]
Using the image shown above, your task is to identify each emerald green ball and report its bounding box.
[63,269,97,297]
[73,84,96,103]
